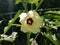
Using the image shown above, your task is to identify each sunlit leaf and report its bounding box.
[15,0,22,4]
[28,0,38,4]
[45,11,60,15]
[35,1,39,7]
[53,22,60,27]
[54,15,60,19]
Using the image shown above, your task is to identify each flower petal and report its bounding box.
[19,13,27,23]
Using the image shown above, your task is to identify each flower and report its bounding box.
[0,32,17,42]
[19,10,43,34]
[0,20,3,24]
[30,38,38,45]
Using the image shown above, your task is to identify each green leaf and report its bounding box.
[53,22,60,27]
[15,0,22,4]
[4,10,21,34]
[28,0,38,4]
[41,32,60,45]
[35,1,39,7]
[45,11,60,15]
[43,14,54,19]
[54,15,60,19]
[43,13,60,19]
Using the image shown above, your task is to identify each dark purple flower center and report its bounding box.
[27,18,33,25]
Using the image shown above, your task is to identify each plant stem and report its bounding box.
[12,24,21,27]
[35,33,39,40]
[23,0,28,12]
[36,0,44,10]
[3,10,21,34]
[26,32,31,45]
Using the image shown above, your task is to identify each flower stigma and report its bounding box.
[27,18,33,25]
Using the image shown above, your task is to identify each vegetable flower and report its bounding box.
[19,10,43,34]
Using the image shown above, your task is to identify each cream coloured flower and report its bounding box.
[30,38,38,45]
[19,10,43,34]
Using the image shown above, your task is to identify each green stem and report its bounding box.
[26,32,31,45]
[31,4,33,10]
[3,10,21,34]
[12,24,21,27]
[35,33,39,40]
[45,38,47,45]
[23,0,28,12]
[36,0,44,10]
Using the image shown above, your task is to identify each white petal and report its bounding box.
[19,13,27,22]
[21,25,28,33]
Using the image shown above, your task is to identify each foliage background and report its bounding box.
[0,0,60,45]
